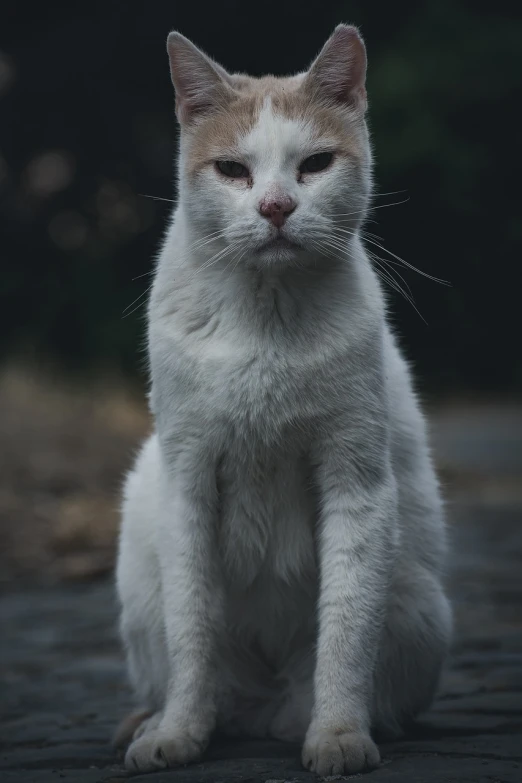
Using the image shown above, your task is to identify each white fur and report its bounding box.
[115,26,452,778]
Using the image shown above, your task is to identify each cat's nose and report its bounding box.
[258,195,296,228]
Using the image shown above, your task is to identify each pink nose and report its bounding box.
[259,195,296,228]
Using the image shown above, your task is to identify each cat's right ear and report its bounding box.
[305,25,367,112]
[166,32,231,125]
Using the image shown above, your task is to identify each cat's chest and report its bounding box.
[218,445,318,588]
[173,316,335,429]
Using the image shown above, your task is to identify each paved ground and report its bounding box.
[1,406,521,782]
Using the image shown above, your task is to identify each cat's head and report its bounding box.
[167,25,372,268]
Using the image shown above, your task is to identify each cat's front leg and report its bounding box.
[303,428,398,776]
[125,441,223,774]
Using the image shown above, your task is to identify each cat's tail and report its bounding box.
[112,708,152,749]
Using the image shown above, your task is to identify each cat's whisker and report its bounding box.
[233,247,251,272]
[369,256,424,318]
[362,236,449,286]
[122,283,154,318]
[308,237,349,262]
[326,227,449,286]
[189,249,231,279]
[369,197,410,211]
[367,251,414,299]
[132,270,155,281]
[374,264,420,313]
[309,234,428,323]
[187,241,243,281]
[331,197,410,221]
[125,231,231,308]
[360,230,385,243]
[327,225,385,244]
[373,189,409,199]
[318,234,409,291]
[188,230,230,253]
[138,193,176,204]
[224,243,249,274]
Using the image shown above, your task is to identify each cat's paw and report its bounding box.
[124,723,208,774]
[112,708,152,749]
[302,727,380,776]
[132,710,162,740]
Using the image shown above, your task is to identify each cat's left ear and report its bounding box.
[166,32,232,124]
[305,24,367,111]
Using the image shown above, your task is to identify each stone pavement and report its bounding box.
[1,406,521,782]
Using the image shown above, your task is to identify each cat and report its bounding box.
[114,24,452,777]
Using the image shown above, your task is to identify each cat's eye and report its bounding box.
[216,160,250,179]
[299,152,334,175]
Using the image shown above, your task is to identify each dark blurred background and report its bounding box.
[1,0,521,586]
[2,0,522,389]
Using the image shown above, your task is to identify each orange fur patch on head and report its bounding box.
[183,74,366,177]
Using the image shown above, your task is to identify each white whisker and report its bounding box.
[326,227,449,286]
[122,283,154,318]
[309,232,428,323]
[138,193,176,204]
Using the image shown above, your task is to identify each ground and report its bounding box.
[1,373,521,782]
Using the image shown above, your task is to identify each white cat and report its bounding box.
[115,24,452,777]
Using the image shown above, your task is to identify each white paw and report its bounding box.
[302,727,380,776]
[124,723,209,774]
[132,711,162,740]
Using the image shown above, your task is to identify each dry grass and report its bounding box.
[0,367,150,588]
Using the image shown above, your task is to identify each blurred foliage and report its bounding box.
[1,0,521,391]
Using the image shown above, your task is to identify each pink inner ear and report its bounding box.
[308,25,367,108]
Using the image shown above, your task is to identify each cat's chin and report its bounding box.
[253,236,302,266]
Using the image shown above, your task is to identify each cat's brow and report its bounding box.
[184,78,365,176]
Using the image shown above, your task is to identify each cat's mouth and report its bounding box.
[256,235,301,253]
